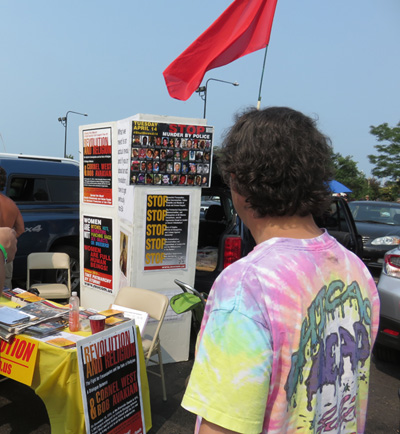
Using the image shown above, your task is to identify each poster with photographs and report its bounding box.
[129,121,213,187]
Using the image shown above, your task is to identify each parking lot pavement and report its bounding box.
[0,351,399,433]
[147,359,196,433]
[365,353,400,434]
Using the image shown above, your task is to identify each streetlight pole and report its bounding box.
[58,110,88,158]
[196,78,239,119]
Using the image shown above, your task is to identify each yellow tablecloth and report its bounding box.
[0,297,152,434]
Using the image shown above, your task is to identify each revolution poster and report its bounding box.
[144,194,189,271]
[77,321,146,434]
[83,127,113,205]
[130,121,213,187]
[83,215,113,293]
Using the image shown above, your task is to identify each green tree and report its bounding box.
[378,180,399,202]
[368,121,400,181]
[367,177,381,200]
[331,153,368,199]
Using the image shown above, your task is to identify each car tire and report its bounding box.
[52,245,80,297]
[373,343,400,363]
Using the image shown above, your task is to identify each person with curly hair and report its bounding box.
[0,167,24,289]
[182,107,380,434]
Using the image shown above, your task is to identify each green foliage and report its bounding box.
[216,144,397,201]
[368,121,400,181]
[378,182,400,202]
[367,178,381,201]
[331,153,370,199]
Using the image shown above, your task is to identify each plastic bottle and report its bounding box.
[68,291,80,332]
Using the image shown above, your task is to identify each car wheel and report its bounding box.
[52,245,80,296]
[373,343,400,363]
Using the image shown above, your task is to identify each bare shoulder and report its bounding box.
[0,193,18,207]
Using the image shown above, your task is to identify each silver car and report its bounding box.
[374,246,400,361]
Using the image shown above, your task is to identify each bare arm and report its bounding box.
[199,419,241,434]
[14,210,25,237]
[0,228,17,294]
[0,260,5,293]
[0,227,17,262]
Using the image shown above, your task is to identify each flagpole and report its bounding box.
[257,45,269,110]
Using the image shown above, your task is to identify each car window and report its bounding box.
[317,200,350,232]
[8,176,79,203]
[349,203,400,225]
[48,178,79,203]
[9,177,49,202]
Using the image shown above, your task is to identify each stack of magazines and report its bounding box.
[0,300,69,342]
[24,318,68,338]
[2,287,44,305]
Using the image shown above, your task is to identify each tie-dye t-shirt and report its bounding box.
[182,230,380,434]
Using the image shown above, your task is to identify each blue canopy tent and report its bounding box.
[328,180,352,194]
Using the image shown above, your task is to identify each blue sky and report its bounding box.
[1,0,399,177]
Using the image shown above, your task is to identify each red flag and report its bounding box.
[163,0,278,101]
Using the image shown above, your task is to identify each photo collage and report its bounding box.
[130,121,212,187]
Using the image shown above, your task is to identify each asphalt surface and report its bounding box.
[0,346,399,433]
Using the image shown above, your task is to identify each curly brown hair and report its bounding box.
[218,107,334,218]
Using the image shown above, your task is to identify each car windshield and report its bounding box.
[348,202,400,225]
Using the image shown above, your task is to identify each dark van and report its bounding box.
[0,153,80,291]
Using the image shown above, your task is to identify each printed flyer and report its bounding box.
[130,121,213,187]
[144,194,189,271]
[77,321,145,434]
[83,215,113,292]
[117,118,134,223]
[83,127,113,205]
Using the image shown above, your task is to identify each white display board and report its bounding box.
[79,114,212,363]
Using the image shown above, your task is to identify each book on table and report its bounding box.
[44,336,77,349]
[96,308,129,327]
[105,315,129,326]
[24,318,68,337]
[0,326,19,342]
[97,308,125,318]
[42,331,86,349]
[0,306,32,326]
[2,287,44,304]
[0,307,34,341]
[19,301,68,321]
[78,308,99,320]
